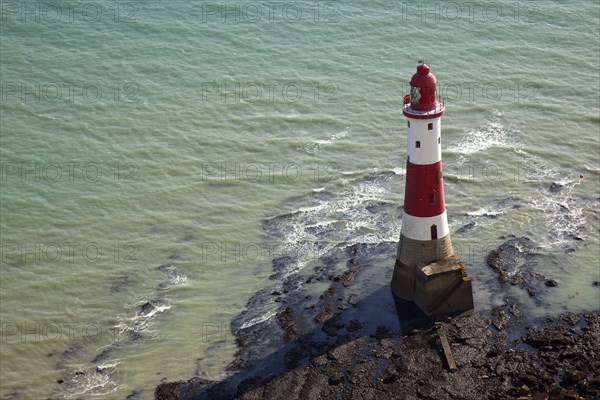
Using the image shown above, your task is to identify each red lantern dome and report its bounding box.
[403,63,444,118]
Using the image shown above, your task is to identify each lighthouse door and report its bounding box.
[430,224,438,240]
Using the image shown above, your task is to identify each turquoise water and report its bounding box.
[1,1,599,398]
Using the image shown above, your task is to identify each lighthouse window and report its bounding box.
[415,141,421,148]
[429,191,436,204]
[407,121,410,128]
[411,86,420,104]
[430,225,438,240]
[438,137,440,144]
[428,123,433,130]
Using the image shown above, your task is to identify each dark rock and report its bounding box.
[348,295,359,306]
[491,306,510,330]
[96,365,109,374]
[157,263,172,272]
[518,374,539,386]
[455,221,476,235]
[561,370,585,387]
[138,299,165,316]
[271,290,282,296]
[125,390,141,399]
[321,321,341,337]
[373,326,393,340]
[365,201,399,214]
[157,306,600,400]
[497,197,523,209]
[545,279,558,287]
[328,374,345,385]
[155,377,212,400]
[314,310,335,324]
[346,320,362,332]
[91,348,112,363]
[237,376,265,395]
[277,307,299,342]
[272,255,293,275]
[549,182,564,192]
[486,237,536,286]
[342,270,357,287]
[320,287,336,300]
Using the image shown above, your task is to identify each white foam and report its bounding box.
[239,309,278,330]
[162,265,189,286]
[467,208,504,217]
[113,300,172,343]
[392,167,404,176]
[170,275,188,285]
[528,177,589,249]
[53,362,122,399]
[448,111,521,163]
[267,172,402,274]
[298,127,350,154]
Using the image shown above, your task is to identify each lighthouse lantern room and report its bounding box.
[391,63,474,317]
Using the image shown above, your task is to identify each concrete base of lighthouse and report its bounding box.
[391,235,474,317]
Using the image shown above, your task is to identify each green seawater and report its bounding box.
[1,1,599,398]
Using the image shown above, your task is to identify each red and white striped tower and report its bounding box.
[391,63,473,316]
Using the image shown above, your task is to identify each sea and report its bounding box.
[1,0,599,398]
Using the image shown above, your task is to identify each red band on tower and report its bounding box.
[403,161,446,217]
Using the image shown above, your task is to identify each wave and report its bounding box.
[528,179,592,251]
[48,361,122,399]
[297,127,350,154]
[48,264,185,398]
[448,111,522,164]
[233,171,402,332]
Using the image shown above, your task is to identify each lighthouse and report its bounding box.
[391,63,474,317]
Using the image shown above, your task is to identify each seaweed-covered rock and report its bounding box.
[486,237,537,286]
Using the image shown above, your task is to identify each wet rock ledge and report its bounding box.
[156,307,599,400]
[156,237,599,400]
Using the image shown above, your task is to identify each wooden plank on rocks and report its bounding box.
[438,331,457,371]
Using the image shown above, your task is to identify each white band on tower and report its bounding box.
[400,211,449,241]
[406,118,442,165]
